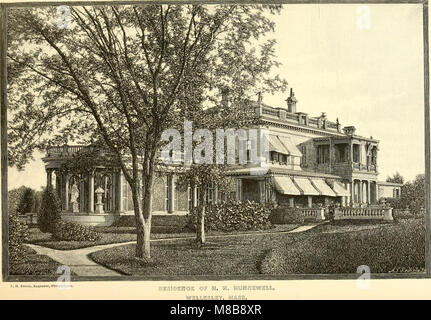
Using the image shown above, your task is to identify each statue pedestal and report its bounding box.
[95,187,105,214]
[72,202,79,213]
[95,203,104,214]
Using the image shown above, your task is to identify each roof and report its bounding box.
[378,181,403,187]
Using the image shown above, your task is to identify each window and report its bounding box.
[353,144,360,163]
[317,145,330,164]
[301,145,307,165]
[334,144,347,163]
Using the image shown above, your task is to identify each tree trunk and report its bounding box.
[196,188,207,247]
[136,219,151,260]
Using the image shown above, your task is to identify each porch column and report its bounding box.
[289,197,294,208]
[111,173,116,212]
[88,171,94,213]
[79,178,85,213]
[307,196,313,208]
[367,180,371,205]
[168,174,175,213]
[341,196,346,207]
[193,185,198,207]
[236,179,242,201]
[118,171,124,212]
[259,180,266,204]
[350,180,355,205]
[64,173,69,211]
[46,169,52,189]
[357,180,362,204]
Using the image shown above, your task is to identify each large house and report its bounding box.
[43,89,397,225]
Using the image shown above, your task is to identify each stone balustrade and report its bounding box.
[299,208,326,221]
[334,207,393,221]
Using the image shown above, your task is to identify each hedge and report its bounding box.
[52,220,101,241]
[9,213,29,263]
[38,188,62,233]
[187,200,272,232]
[269,206,304,224]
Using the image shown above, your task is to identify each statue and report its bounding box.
[70,183,80,213]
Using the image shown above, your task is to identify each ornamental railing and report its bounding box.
[334,207,393,221]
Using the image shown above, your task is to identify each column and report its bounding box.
[111,173,116,212]
[357,180,362,205]
[168,174,175,213]
[367,180,371,205]
[46,169,52,189]
[236,179,242,201]
[307,196,313,208]
[88,171,94,213]
[289,197,295,208]
[79,178,85,213]
[117,171,123,212]
[350,180,355,205]
[258,180,265,204]
[64,173,69,211]
[341,196,346,207]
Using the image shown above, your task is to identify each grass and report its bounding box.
[9,246,72,276]
[87,223,325,276]
[260,218,425,274]
[89,219,423,276]
[27,224,300,250]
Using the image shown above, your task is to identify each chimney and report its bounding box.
[221,87,230,108]
[286,88,298,113]
[343,126,356,136]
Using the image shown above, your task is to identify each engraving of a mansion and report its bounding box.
[43,89,400,226]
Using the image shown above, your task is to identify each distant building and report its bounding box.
[378,181,402,199]
[43,89,399,225]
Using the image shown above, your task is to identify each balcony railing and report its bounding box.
[46,145,95,157]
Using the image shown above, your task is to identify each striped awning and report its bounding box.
[278,136,302,157]
[273,176,301,195]
[269,135,289,155]
[311,178,337,197]
[331,181,350,197]
[293,177,320,196]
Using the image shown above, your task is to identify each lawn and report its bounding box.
[261,218,425,274]
[89,219,424,276]
[9,246,72,276]
[27,223,300,250]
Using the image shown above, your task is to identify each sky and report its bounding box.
[7,3,425,190]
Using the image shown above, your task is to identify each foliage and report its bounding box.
[8,4,287,259]
[386,172,404,184]
[52,220,101,241]
[382,174,425,216]
[261,219,425,274]
[187,200,272,232]
[17,187,35,214]
[38,188,62,233]
[8,186,28,215]
[9,213,29,263]
[269,206,304,224]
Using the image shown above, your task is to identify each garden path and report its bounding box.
[26,222,324,276]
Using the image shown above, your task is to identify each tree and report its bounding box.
[17,187,35,214]
[386,172,404,184]
[38,187,62,233]
[8,4,287,260]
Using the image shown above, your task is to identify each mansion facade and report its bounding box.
[43,89,401,225]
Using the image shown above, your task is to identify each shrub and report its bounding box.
[17,187,35,214]
[269,206,304,224]
[187,200,272,232]
[9,213,29,263]
[52,220,101,241]
[8,186,28,216]
[38,188,62,233]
